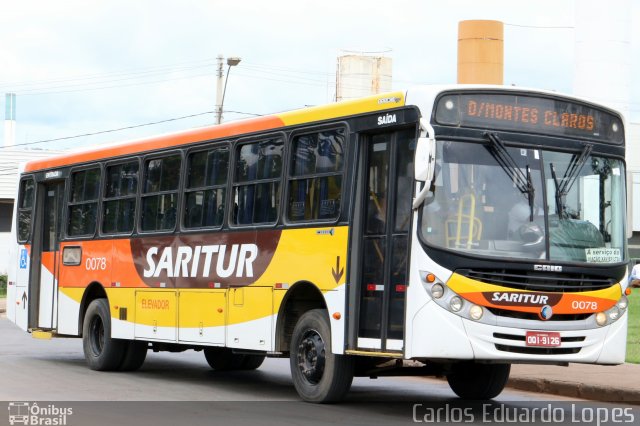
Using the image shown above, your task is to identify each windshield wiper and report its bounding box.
[485,132,536,221]
[549,144,593,219]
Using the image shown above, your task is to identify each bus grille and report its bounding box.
[493,333,585,355]
[486,308,592,322]
[457,268,616,293]
[493,333,585,343]
[495,344,581,355]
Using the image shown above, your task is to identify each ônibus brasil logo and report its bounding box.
[8,402,73,425]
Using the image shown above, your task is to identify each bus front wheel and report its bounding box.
[290,309,353,403]
[119,340,148,371]
[446,362,511,399]
[82,298,126,371]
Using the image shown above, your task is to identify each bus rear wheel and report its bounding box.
[240,354,266,370]
[446,362,511,399]
[290,309,353,403]
[204,347,245,371]
[82,298,126,371]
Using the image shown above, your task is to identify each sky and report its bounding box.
[0,0,638,152]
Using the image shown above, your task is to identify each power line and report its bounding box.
[0,57,216,89]
[0,108,265,152]
[0,111,269,177]
[0,111,217,150]
[2,57,406,98]
[15,71,214,96]
[3,59,331,95]
[505,23,574,29]
[11,64,216,95]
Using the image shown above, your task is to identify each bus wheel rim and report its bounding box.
[296,329,326,385]
[90,316,105,356]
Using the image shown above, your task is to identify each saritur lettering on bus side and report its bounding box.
[143,243,258,279]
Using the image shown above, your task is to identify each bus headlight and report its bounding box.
[608,306,620,321]
[469,305,483,320]
[595,312,607,326]
[419,273,487,323]
[450,296,463,312]
[617,295,628,310]
[431,284,445,299]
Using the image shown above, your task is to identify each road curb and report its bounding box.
[507,377,640,405]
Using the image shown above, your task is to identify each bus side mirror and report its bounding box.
[414,136,435,182]
[412,136,436,210]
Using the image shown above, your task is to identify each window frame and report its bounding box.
[100,157,141,236]
[284,125,348,226]
[16,175,36,244]
[66,165,102,239]
[181,142,231,232]
[138,150,184,234]
[229,133,286,228]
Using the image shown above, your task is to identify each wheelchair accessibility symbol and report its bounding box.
[19,249,28,269]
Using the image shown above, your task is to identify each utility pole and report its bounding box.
[215,55,241,125]
[215,54,224,125]
[4,93,16,147]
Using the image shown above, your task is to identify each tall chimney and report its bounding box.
[4,93,16,148]
[457,20,504,84]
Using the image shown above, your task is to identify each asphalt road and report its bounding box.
[1,317,637,426]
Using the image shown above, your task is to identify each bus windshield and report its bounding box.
[420,139,626,264]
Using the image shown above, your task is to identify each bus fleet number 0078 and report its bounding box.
[85,257,107,271]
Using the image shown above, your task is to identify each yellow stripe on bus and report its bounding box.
[447,272,621,301]
[277,92,406,126]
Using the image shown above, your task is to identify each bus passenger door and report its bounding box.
[353,128,415,353]
[29,181,65,330]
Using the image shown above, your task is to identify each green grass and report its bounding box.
[626,289,640,363]
[0,274,6,298]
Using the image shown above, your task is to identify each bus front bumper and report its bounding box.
[409,301,628,365]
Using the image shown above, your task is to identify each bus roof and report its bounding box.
[24,90,407,173]
[24,84,625,174]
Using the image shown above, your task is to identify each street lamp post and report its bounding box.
[215,55,241,124]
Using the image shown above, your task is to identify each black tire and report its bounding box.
[82,298,126,371]
[240,354,266,370]
[290,309,354,403]
[119,340,148,371]
[204,347,245,371]
[446,362,511,399]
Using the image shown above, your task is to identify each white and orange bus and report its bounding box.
[7,86,630,402]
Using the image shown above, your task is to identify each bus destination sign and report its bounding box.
[434,92,624,144]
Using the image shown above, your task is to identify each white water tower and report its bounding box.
[335,51,392,102]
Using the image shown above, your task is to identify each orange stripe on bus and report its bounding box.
[25,116,285,172]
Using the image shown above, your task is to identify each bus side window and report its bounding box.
[287,128,344,222]
[184,146,228,229]
[68,167,101,237]
[102,160,138,234]
[17,177,35,243]
[233,138,283,225]
[141,154,181,232]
